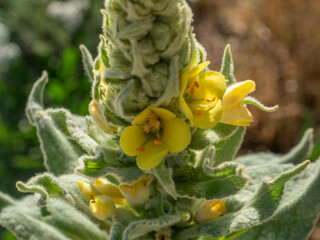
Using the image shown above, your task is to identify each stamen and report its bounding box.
[136,146,145,152]
[90,195,96,203]
[190,87,195,95]
[154,139,163,145]
[196,111,202,115]
[206,96,216,102]
[146,125,151,133]
[194,81,199,88]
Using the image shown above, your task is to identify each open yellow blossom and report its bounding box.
[220,80,255,126]
[120,107,191,170]
[195,200,226,223]
[89,195,116,220]
[119,174,154,206]
[179,61,226,129]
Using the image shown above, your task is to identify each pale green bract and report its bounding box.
[1,0,319,239]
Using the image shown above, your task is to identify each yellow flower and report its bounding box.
[94,178,126,205]
[77,181,99,201]
[195,200,225,223]
[120,107,191,170]
[77,179,126,220]
[89,195,116,220]
[119,174,154,206]
[220,80,255,126]
[179,61,226,129]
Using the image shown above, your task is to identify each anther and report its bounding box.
[154,139,163,145]
[194,81,199,88]
[136,146,145,152]
[206,96,216,102]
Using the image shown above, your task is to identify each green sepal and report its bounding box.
[176,161,310,239]
[220,45,236,85]
[79,44,94,82]
[98,35,110,68]
[242,96,279,112]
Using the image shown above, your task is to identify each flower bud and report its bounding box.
[94,178,126,204]
[89,195,116,220]
[195,200,225,223]
[89,100,118,132]
[77,181,99,201]
[119,174,154,206]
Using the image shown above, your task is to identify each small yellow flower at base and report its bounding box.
[179,61,226,129]
[220,80,255,126]
[89,195,116,221]
[195,200,226,223]
[119,174,154,206]
[120,107,191,170]
[94,178,126,205]
[77,181,99,201]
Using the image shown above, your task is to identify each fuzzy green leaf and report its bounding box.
[236,129,314,166]
[212,127,245,167]
[220,45,236,85]
[175,162,247,200]
[0,194,109,240]
[220,159,320,240]
[189,124,239,150]
[176,161,310,239]
[25,74,85,175]
[123,209,181,240]
[153,161,177,199]
[110,208,139,240]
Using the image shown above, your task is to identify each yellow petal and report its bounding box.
[151,107,176,120]
[179,96,194,125]
[77,181,99,201]
[195,200,225,223]
[223,80,255,110]
[192,71,226,100]
[136,140,168,170]
[90,195,115,220]
[188,61,210,80]
[220,104,253,126]
[120,125,148,156]
[161,118,191,153]
[192,99,223,129]
[132,107,153,125]
[94,178,125,204]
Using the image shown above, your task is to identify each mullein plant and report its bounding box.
[1,0,319,239]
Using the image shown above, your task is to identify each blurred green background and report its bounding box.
[0,0,319,239]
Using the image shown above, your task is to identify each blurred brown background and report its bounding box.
[191,0,320,157]
[190,1,320,239]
